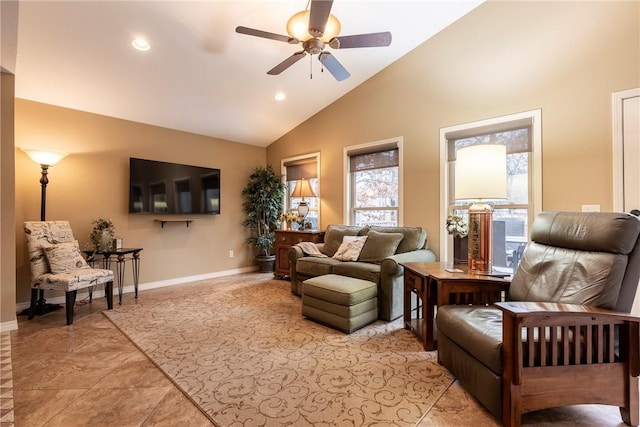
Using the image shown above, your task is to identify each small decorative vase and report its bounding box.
[453,236,468,265]
[100,231,112,252]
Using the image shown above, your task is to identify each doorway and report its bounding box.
[613,88,640,314]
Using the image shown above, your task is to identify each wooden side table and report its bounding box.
[401,262,511,351]
[274,230,324,279]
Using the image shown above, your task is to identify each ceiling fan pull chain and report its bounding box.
[310,55,313,79]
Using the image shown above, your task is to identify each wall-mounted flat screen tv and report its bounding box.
[129,158,220,215]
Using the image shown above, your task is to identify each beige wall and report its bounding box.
[1,72,17,328]
[5,1,639,320]
[13,100,265,307]
[267,1,640,259]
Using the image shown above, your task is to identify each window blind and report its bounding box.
[284,158,317,180]
[446,118,532,161]
[349,148,399,172]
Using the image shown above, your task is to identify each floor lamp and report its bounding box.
[21,148,68,314]
[291,178,316,229]
[454,144,507,274]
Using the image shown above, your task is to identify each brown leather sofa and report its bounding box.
[436,211,640,426]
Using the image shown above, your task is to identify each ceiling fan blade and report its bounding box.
[267,51,307,75]
[236,26,298,44]
[329,32,392,49]
[308,0,333,38]
[318,52,350,81]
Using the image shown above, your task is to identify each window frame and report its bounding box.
[439,110,542,262]
[343,137,403,226]
[281,152,321,229]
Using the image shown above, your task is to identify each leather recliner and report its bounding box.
[436,211,640,426]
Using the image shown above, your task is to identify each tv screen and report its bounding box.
[129,158,220,215]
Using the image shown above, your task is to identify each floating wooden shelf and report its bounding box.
[154,218,194,228]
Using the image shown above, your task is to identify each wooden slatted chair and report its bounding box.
[24,221,114,325]
[436,211,640,426]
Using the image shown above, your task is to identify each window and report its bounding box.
[282,154,320,230]
[440,110,541,271]
[345,138,402,226]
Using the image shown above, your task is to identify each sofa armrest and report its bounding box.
[288,243,326,270]
[288,243,327,296]
[380,249,437,276]
[288,245,306,296]
[377,249,437,321]
[288,244,305,262]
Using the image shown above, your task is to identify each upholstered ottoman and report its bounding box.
[302,274,378,333]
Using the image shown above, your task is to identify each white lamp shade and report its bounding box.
[455,144,507,201]
[22,148,68,166]
[286,10,341,43]
[290,179,317,198]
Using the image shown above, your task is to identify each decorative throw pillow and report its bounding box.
[370,226,427,253]
[332,236,368,261]
[27,240,51,277]
[44,241,90,274]
[321,225,363,257]
[358,230,404,262]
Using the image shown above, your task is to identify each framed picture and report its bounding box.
[113,238,123,250]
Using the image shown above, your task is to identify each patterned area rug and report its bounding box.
[104,276,453,427]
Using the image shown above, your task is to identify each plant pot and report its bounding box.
[453,236,468,265]
[256,255,276,273]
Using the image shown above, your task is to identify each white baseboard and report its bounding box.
[1,319,18,332]
[15,266,259,312]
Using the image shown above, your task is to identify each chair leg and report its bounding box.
[620,375,639,426]
[28,288,38,320]
[65,290,77,325]
[105,281,113,310]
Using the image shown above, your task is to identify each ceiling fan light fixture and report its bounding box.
[286,10,341,44]
[131,37,150,52]
[237,0,390,81]
[322,15,341,42]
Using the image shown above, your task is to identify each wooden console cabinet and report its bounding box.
[274,230,324,279]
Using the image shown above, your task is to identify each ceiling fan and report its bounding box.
[236,0,392,81]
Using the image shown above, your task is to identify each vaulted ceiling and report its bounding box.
[10,1,483,146]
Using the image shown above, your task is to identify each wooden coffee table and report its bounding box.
[401,262,511,351]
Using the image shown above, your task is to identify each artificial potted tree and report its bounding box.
[242,165,286,272]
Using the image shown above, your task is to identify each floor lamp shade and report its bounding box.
[455,144,507,273]
[22,148,68,166]
[21,147,69,221]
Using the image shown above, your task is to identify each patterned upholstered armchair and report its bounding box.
[24,221,114,325]
[436,211,640,426]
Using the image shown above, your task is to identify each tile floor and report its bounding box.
[1,332,14,427]
[4,275,628,426]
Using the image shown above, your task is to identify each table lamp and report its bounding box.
[290,178,316,225]
[455,144,507,274]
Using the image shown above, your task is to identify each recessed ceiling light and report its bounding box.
[131,38,150,52]
[275,92,286,101]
